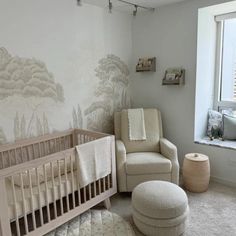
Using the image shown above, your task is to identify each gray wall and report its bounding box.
[131,0,236,186]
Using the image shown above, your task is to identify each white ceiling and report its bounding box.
[83,0,189,10]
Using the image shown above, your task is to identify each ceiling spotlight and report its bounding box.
[109,0,113,13]
[133,5,138,16]
[77,0,82,6]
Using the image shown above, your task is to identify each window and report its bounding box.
[214,13,236,111]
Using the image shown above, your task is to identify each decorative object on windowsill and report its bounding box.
[162,68,185,85]
[206,109,234,141]
[136,57,156,72]
[222,114,236,140]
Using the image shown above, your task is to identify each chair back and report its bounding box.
[114,109,163,153]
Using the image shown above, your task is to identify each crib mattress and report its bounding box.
[6,172,78,220]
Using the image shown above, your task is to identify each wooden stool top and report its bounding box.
[185,153,208,162]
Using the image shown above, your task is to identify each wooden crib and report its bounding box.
[0,129,117,236]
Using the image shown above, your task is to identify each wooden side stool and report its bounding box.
[183,153,210,193]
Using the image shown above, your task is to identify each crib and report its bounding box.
[0,129,117,236]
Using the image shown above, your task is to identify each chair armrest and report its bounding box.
[115,140,127,192]
[160,138,179,185]
[160,138,178,161]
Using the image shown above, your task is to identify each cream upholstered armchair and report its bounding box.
[114,109,179,192]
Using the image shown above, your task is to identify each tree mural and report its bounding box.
[0,47,64,102]
[0,47,65,142]
[0,127,7,144]
[14,112,50,141]
[84,55,130,133]
[70,104,83,129]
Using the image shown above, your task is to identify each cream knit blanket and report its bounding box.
[75,136,111,188]
[128,108,146,141]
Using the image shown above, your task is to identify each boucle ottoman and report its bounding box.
[132,181,189,236]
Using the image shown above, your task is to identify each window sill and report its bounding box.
[195,137,236,151]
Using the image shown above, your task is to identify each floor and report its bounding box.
[110,181,236,236]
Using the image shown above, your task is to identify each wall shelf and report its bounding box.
[136,57,156,72]
[162,68,185,85]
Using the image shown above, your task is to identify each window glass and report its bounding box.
[221,18,236,102]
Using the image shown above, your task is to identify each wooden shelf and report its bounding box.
[162,68,185,85]
[136,57,156,72]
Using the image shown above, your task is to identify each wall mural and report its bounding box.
[84,54,130,133]
[0,47,65,143]
[0,49,130,144]
[0,47,64,102]
[69,104,83,129]
[0,128,6,145]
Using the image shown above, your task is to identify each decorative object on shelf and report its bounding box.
[162,68,185,85]
[136,57,156,72]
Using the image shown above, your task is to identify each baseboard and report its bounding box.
[180,168,236,188]
[210,176,236,188]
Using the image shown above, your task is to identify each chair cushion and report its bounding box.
[132,181,188,219]
[121,109,162,153]
[126,152,171,175]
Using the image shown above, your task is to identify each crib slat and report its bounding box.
[98,179,101,194]
[103,177,106,192]
[8,151,12,167]
[20,147,24,163]
[28,169,36,230]
[64,158,69,212]
[14,149,17,165]
[1,152,5,168]
[36,168,44,226]
[0,179,12,235]
[89,184,92,200]
[75,163,81,205]
[26,146,30,161]
[58,160,64,215]
[63,136,66,150]
[108,174,111,189]
[53,139,57,152]
[70,155,75,209]
[0,152,4,169]
[50,162,58,219]
[20,173,29,234]
[11,176,21,236]
[38,143,41,158]
[94,180,97,197]
[32,144,36,159]
[43,141,46,155]
[83,186,87,203]
[43,164,51,222]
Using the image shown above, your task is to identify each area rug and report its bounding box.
[110,182,236,236]
[45,209,135,236]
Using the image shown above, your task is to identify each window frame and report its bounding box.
[214,12,236,111]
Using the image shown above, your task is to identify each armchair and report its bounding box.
[114,109,179,192]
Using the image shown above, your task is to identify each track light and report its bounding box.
[109,0,113,13]
[133,5,138,16]
[77,0,82,6]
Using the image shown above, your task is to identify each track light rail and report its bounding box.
[117,0,155,11]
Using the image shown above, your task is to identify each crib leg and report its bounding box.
[104,198,111,209]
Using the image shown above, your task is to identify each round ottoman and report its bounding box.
[132,181,189,236]
[183,153,210,193]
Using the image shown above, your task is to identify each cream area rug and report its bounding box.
[45,209,135,236]
[111,181,236,236]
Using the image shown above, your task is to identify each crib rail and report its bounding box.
[0,129,109,170]
[0,129,116,236]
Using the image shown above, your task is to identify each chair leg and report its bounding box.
[104,198,111,210]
